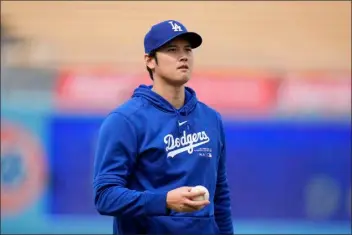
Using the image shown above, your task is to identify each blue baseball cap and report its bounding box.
[144,20,202,54]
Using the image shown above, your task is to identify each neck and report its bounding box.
[152,80,185,109]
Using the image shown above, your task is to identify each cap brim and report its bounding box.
[176,32,203,49]
[150,32,203,53]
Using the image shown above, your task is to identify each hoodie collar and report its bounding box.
[132,85,198,116]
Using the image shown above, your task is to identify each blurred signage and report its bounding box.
[54,68,351,117]
[276,72,351,116]
[54,69,280,116]
[45,114,351,222]
[225,119,351,221]
[189,71,279,115]
[1,120,47,217]
[54,69,147,113]
[47,115,102,215]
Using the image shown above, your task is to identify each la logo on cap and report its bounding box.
[168,21,183,32]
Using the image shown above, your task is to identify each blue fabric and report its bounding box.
[93,85,233,234]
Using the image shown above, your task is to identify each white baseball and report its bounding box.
[190,185,210,201]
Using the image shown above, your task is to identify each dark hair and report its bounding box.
[146,50,158,80]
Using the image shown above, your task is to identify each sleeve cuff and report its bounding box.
[144,191,169,216]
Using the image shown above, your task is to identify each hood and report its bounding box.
[132,85,198,116]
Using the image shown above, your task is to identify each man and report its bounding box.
[93,20,234,234]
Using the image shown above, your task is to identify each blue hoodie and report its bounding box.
[93,85,234,234]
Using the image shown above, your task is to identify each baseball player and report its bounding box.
[93,20,234,234]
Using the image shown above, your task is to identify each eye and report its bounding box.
[168,48,177,52]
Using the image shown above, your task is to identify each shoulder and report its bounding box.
[197,101,223,123]
[108,96,146,119]
[196,101,226,143]
[100,97,146,130]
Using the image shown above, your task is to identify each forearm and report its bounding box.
[94,175,168,217]
[93,112,169,217]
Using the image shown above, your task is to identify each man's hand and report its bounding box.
[166,186,210,212]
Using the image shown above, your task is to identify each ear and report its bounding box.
[144,54,156,70]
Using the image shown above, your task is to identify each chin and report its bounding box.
[173,76,190,86]
[164,75,190,86]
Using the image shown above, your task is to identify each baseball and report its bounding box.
[190,185,210,201]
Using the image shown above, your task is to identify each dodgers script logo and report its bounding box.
[164,130,210,158]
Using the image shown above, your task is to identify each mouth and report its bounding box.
[177,65,189,70]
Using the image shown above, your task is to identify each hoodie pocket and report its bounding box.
[146,215,219,234]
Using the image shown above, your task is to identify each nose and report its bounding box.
[180,55,188,62]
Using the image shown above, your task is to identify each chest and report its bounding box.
[136,116,221,174]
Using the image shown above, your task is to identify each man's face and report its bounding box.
[146,37,194,86]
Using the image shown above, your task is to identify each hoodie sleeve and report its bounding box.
[93,111,169,217]
[214,113,234,234]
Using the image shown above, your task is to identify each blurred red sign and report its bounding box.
[276,72,351,115]
[55,69,148,113]
[188,71,280,116]
[55,68,350,117]
[55,69,280,115]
